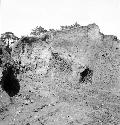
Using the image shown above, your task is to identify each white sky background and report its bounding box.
[1,0,120,38]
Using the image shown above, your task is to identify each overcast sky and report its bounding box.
[1,0,120,38]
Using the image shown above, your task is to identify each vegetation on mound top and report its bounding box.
[0,23,120,125]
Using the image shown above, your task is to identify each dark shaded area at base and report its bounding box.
[0,63,20,97]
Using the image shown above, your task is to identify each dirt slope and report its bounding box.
[0,23,120,125]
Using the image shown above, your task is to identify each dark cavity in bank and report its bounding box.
[0,63,20,97]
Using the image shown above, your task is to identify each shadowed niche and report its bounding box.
[0,63,20,97]
[79,67,93,84]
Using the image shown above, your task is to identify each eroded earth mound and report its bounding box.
[0,23,120,125]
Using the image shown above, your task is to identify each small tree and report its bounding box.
[60,22,80,30]
[0,32,19,47]
[49,29,56,32]
[30,26,47,36]
[74,22,80,27]
[60,25,69,30]
[0,32,19,54]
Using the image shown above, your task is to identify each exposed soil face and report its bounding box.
[0,24,120,125]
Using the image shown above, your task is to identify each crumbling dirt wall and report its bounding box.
[1,23,120,125]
